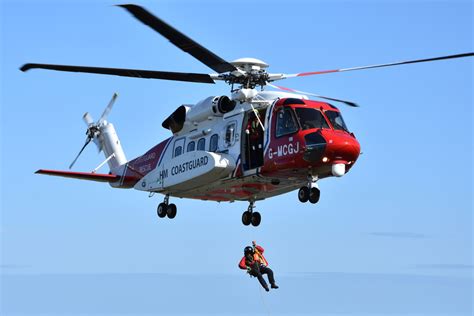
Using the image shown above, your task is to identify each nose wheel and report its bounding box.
[298,176,320,204]
[156,195,177,220]
[298,187,310,202]
[309,187,320,204]
[299,186,320,204]
[242,201,261,227]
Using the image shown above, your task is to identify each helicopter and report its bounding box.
[21,4,473,227]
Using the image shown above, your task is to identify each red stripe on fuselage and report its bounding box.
[119,137,172,188]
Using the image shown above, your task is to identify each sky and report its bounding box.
[1,0,472,315]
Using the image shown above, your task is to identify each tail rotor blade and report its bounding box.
[99,93,118,124]
[83,112,94,126]
[268,83,359,107]
[93,137,103,153]
[69,137,92,169]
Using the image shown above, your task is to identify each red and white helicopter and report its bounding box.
[21,5,473,226]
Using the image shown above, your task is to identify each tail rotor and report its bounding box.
[68,93,119,169]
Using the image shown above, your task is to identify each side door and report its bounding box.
[265,106,301,170]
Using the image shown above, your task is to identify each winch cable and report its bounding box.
[257,283,271,316]
[250,103,265,131]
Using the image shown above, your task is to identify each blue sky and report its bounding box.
[1,0,472,315]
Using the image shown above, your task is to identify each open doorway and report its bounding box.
[241,109,266,171]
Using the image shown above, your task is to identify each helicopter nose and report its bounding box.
[303,132,360,163]
[325,134,360,176]
[329,135,360,162]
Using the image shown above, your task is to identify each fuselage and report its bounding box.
[115,91,361,202]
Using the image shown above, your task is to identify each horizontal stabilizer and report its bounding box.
[35,169,120,183]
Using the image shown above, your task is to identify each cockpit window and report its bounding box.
[276,107,298,137]
[295,108,329,130]
[325,110,349,132]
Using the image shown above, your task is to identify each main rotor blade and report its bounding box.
[117,4,236,74]
[20,63,215,83]
[99,92,118,124]
[268,83,359,107]
[69,137,92,170]
[285,52,474,78]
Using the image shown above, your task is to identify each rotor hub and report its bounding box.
[231,58,269,71]
[216,58,270,89]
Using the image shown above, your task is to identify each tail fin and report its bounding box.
[95,121,127,171]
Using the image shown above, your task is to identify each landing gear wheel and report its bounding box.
[157,203,167,218]
[298,187,310,203]
[309,187,320,204]
[166,203,177,219]
[242,211,252,226]
[251,212,261,227]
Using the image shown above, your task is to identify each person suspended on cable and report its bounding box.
[238,241,279,292]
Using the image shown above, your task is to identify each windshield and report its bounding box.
[325,110,349,132]
[294,108,329,130]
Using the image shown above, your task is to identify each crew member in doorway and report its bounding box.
[238,241,279,292]
[246,111,263,169]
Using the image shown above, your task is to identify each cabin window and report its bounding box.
[174,146,182,157]
[173,137,185,157]
[209,134,218,152]
[187,141,195,152]
[225,122,236,147]
[325,110,349,132]
[276,107,298,137]
[197,138,206,151]
[295,108,329,130]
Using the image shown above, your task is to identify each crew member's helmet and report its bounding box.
[244,246,254,255]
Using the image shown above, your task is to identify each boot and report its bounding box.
[271,283,279,289]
